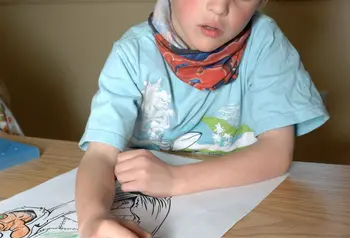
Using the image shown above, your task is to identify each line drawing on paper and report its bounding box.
[0,184,171,238]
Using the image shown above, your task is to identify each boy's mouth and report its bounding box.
[202,25,217,30]
[200,24,223,38]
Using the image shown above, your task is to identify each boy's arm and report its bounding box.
[173,126,294,195]
[75,142,120,231]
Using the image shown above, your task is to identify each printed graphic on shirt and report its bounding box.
[179,118,257,155]
[132,100,257,155]
[131,131,201,151]
[172,104,257,155]
[138,79,174,141]
[217,104,241,127]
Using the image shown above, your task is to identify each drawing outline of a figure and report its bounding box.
[0,184,171,238]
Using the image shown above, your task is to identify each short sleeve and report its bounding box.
[244,19,329,137]
[79,43,142,151]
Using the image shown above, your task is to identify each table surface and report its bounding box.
[0,134,349,237]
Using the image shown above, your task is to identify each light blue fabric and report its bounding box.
[79,12,329,155]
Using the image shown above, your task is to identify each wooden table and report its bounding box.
[1,135,349,237]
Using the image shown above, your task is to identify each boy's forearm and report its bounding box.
[75,145,120,228]
[173,135,293,195]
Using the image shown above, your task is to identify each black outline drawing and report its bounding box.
[0,184,171,238]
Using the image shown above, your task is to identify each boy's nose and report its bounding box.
[206,0,230,16]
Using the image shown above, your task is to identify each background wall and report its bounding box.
[0,0,349,164]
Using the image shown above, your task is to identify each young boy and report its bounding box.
[75,0,329,237]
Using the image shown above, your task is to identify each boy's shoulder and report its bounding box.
[244,11,295,62]
[114,21,155,48]
[250,11,281,36]
[108,21,159,65]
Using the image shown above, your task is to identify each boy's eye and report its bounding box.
[0,214,4,219]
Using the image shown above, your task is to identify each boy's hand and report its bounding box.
[115,150,180,197]
[79,215,151,238]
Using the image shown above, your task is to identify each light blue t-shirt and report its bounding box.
[79,13,329,155]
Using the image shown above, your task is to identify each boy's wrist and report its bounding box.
[170,165,189,196]
[77,205,110,226]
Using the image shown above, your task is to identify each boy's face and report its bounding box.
[171,0,262,52]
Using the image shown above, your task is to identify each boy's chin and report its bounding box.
[190,40,226,53]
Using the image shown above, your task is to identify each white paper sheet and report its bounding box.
[0,151,288,238]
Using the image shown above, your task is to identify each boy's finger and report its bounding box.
[119,220,152,238]
[100,220,138,238]
[120,180,142,193]
[116,169,138,184]
[117,149,151,163]
[115,158,141,174]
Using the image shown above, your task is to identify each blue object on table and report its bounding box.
[0,138,40,171]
